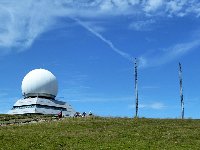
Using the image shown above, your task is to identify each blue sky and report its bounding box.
[1,0,200,118]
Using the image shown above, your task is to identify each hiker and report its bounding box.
[82,112,86,117]
[74,112,82,117]
[89,111,92,116]
[58,110,62,119]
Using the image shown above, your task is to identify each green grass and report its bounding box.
[0,114,55,125]
[1,116,200,149]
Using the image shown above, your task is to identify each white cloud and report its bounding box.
[0,1,58,51]
[150,102,166,109]
[189,3,200,17]
[73,18,134,61]
[129,19,155,31]
[138,56,147,68]
[79,21,106,33]
[100,1,114,12]
[91,26,106,33]
[144,0,164,12]
[166,0,187,17]
[0,0,200,53]
[130,102,166,110]
[139,39,200,68]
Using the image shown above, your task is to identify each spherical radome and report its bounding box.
[21,69,58,98]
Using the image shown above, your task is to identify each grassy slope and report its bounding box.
[0,117,200,150]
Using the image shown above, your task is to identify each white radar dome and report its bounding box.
[21,69,58,98]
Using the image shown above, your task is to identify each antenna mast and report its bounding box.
[135,58,139,118]
[179,62,184,119]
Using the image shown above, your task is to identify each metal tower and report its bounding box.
[179,62,184,119]
[135,58,139,118]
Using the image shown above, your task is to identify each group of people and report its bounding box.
[57,111,93,118]
[74,111,93,117]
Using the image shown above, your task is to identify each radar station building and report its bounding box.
[8,69,75,117]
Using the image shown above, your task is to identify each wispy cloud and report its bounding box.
[144,0,164,13]
[138,39,200,68]
[129,19,155,31]
[0,1,58,51]
[129,102,166,110]
[72,18,134,61]
[0,0,200,53]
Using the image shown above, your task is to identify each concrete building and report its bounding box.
[8,69,75,116]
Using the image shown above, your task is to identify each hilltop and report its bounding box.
[0,115,200,149]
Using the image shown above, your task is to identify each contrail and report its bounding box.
[72,18,134,62]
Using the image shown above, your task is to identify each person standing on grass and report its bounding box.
[58,110,62,119]
[89,111,92,116]
[82,112,86,117]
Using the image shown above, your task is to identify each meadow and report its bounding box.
[0,115,200,149]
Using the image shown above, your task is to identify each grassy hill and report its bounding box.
[0,116,200,149]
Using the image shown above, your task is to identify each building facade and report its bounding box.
[8,69,76,117]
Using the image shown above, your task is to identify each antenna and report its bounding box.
[179,62,184,119]
[135,58,139,118]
